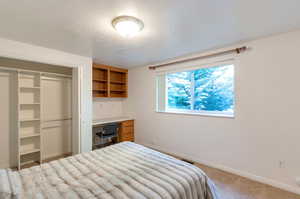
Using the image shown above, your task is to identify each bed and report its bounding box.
[0,142,219,199]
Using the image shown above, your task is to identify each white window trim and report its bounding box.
[163,108,234,118]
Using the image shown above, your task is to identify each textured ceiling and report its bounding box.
[0,0,300,68]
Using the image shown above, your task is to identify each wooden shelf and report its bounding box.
[110,80,126,84]
[93,63,128,98]
[110,93,126,98]
[111,89,126,92]
[20,148,40,156]
[93,78,107,82]
[93,92,107,97]
[93,88,107,91]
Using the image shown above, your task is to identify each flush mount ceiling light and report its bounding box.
[112,16,144,38]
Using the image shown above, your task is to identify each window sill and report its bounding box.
[156,110,234,118]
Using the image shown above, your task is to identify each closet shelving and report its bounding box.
[93,63,128,98]
[0,65,73,170]
[18,71,42,169]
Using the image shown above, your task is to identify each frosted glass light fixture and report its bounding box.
[112,16,144,38]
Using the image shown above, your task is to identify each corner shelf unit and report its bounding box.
[93,64,128,98]
[17,71,42,170]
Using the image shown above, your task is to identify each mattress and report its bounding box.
[0,142,219,199]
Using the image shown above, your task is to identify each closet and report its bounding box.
[0,58,72,169]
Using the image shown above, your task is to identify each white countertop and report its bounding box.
[93,117,133,126]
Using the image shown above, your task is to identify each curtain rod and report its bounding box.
[148,46,248,70]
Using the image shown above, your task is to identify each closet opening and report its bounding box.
[0,57,75,169]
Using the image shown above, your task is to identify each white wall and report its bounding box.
[0,37,93,154]
[0,70,17,168]
[124,30,300,194]
[93,99,124,120]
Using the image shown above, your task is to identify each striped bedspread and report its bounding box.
[0,142,219,199]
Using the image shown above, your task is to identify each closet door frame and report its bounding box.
[0,38,93,155]
[72,67,81,154]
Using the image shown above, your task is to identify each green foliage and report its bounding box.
[167,71,191,109]
[167,65,234,112]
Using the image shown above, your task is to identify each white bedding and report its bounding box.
[0,142,219,199]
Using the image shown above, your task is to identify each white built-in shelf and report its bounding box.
[20,161,40,167]
[20,86,40,90]
[20,118,41,122]
[20,133,40,139]
[17,71,43,169]
[20,148,40,156]
[20,103,40,106]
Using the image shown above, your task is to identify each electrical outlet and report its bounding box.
[296,177,300,186]
[279,160,285,169]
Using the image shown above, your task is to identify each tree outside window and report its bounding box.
[167,64,234,114]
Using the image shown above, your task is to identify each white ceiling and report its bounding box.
[0,0,300,68]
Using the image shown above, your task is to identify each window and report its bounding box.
[157,64,234,117]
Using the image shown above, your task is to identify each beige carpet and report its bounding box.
[196,163,300,199]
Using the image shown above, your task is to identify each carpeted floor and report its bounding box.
[196,163,300,199]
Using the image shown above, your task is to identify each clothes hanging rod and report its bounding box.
[0,66,72,77]
[42,125,66,129]
[148,46,248,70]
[41,76,71,81]
[42,118,72,123]
[0,66,26,72]
[41,72,72,78]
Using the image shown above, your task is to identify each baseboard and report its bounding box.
[141,142,300,195]
[43,152,72,162]
[0,163,10,169]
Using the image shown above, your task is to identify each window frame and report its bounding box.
[162,63,235,118]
